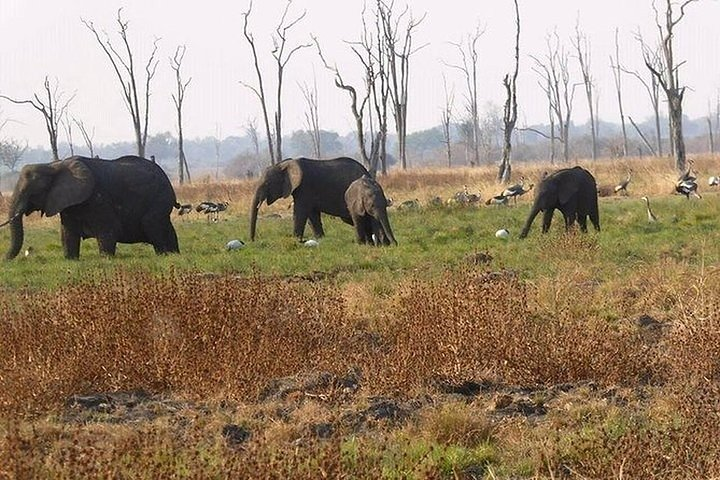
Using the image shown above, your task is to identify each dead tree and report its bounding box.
[316,37,380,174]
[62,111,74,156]
[498,0,520,183]
[378,1,426,170]
[623,36,663,157]
[0,138,28,172]
[0,76,74,161]
[170,45,192,184]
[610,28,628,157]
[83,9,158,158]
[73,117,95,158]
[572,19,597,160]
[241,0,310,165]
[531,31,576,163]
[708,100,715,155]
[445,25,484,167]
[244,117,260,159]
[645,0,699,171]
[299,75,321,158]
[440,74,454,168]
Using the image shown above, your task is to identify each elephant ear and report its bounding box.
[44,159,95,216]
[280,160,303,198]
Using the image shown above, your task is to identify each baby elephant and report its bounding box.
[344,175,398,246]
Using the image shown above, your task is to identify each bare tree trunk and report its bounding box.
[707,108,715,155]
[628,116,657,156]
[573,20,596,160]
[299,76,321,158]
[644,0,698,171]
[446,26,483,167]
[171,45,192,184]
[498,0,520,183]
[83,10,158,158]
[610,28,628,157]
[74,117,95,157]
[441,74,453,168]
[0,77,74,162]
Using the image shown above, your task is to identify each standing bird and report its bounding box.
[614,170,632,195]
[500,176,527,205]
[176,203,193,216]
[675,179,701,199]
[640,196,658,222]
[196,201,229,222]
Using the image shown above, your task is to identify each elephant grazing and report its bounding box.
[519,166,600,238]
[344,175,397,246]
[250,157,369,241]
[1,155,180,259]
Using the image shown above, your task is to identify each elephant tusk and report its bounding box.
[0,213,20,228]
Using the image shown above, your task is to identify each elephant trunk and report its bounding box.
[249,189,265,241]
[379,213,398,246]
[519,206,539,239]
[4,197,27,260]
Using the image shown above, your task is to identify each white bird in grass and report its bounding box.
[225,239,245,251]
[708,176,720,187]
[303,239,319,247]
[495,228,510,239]
[24,246,33,257]
[641,196,658,223]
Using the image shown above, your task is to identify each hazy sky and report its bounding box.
[0,0,719,148]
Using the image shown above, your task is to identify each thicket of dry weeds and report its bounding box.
[1,252,720,477]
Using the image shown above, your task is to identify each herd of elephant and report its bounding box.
[0,155,600,260]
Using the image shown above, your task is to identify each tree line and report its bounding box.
[0,0,716,186]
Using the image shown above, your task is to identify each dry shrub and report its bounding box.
[414,401,495,448]
[380,268,651,390]
[0,270,354,413]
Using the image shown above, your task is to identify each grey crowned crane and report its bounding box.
[176,203,193,216]
[675,179,701,199]
[196,201,229,221]
[485,194,509,206]
[640,196,658,222]
[614,170,632,195]
[500,176,529,204]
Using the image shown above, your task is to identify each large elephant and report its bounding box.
[519,166,600,238]
[1,155,179,259]
[250,157,369,241]
[344,175,397,246]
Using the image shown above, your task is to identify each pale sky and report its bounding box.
[0,0,718,148]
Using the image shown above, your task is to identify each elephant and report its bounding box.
[344,174,397,246]
[519,166,600,238]
[1,155,179,259]
[250,157,370,241]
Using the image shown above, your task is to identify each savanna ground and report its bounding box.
[1,156,720,478]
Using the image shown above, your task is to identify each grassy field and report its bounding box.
[1,156,720,478]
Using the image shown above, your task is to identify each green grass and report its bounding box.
[2,192,719,289]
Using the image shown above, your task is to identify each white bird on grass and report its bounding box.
[303,239,319,247]
[225,239,245,251]
[640,196,658,223]
[495,228,510,239]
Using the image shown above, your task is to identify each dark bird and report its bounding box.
[500,176,528,204]
[485,194,509,206]
[176,203,193,216]
[641,196,658,222]
[196,201,229,221]
[614,170,632,195]
[675,179,701,199]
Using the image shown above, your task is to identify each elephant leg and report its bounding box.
[578,215,588,233]
[293,206,310,239]
[97,236,117,256]
[308,210,325,238]
[61,224,81,260]
[142,214,178,254]
[350,214,366,244]
[541,209,554,233]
